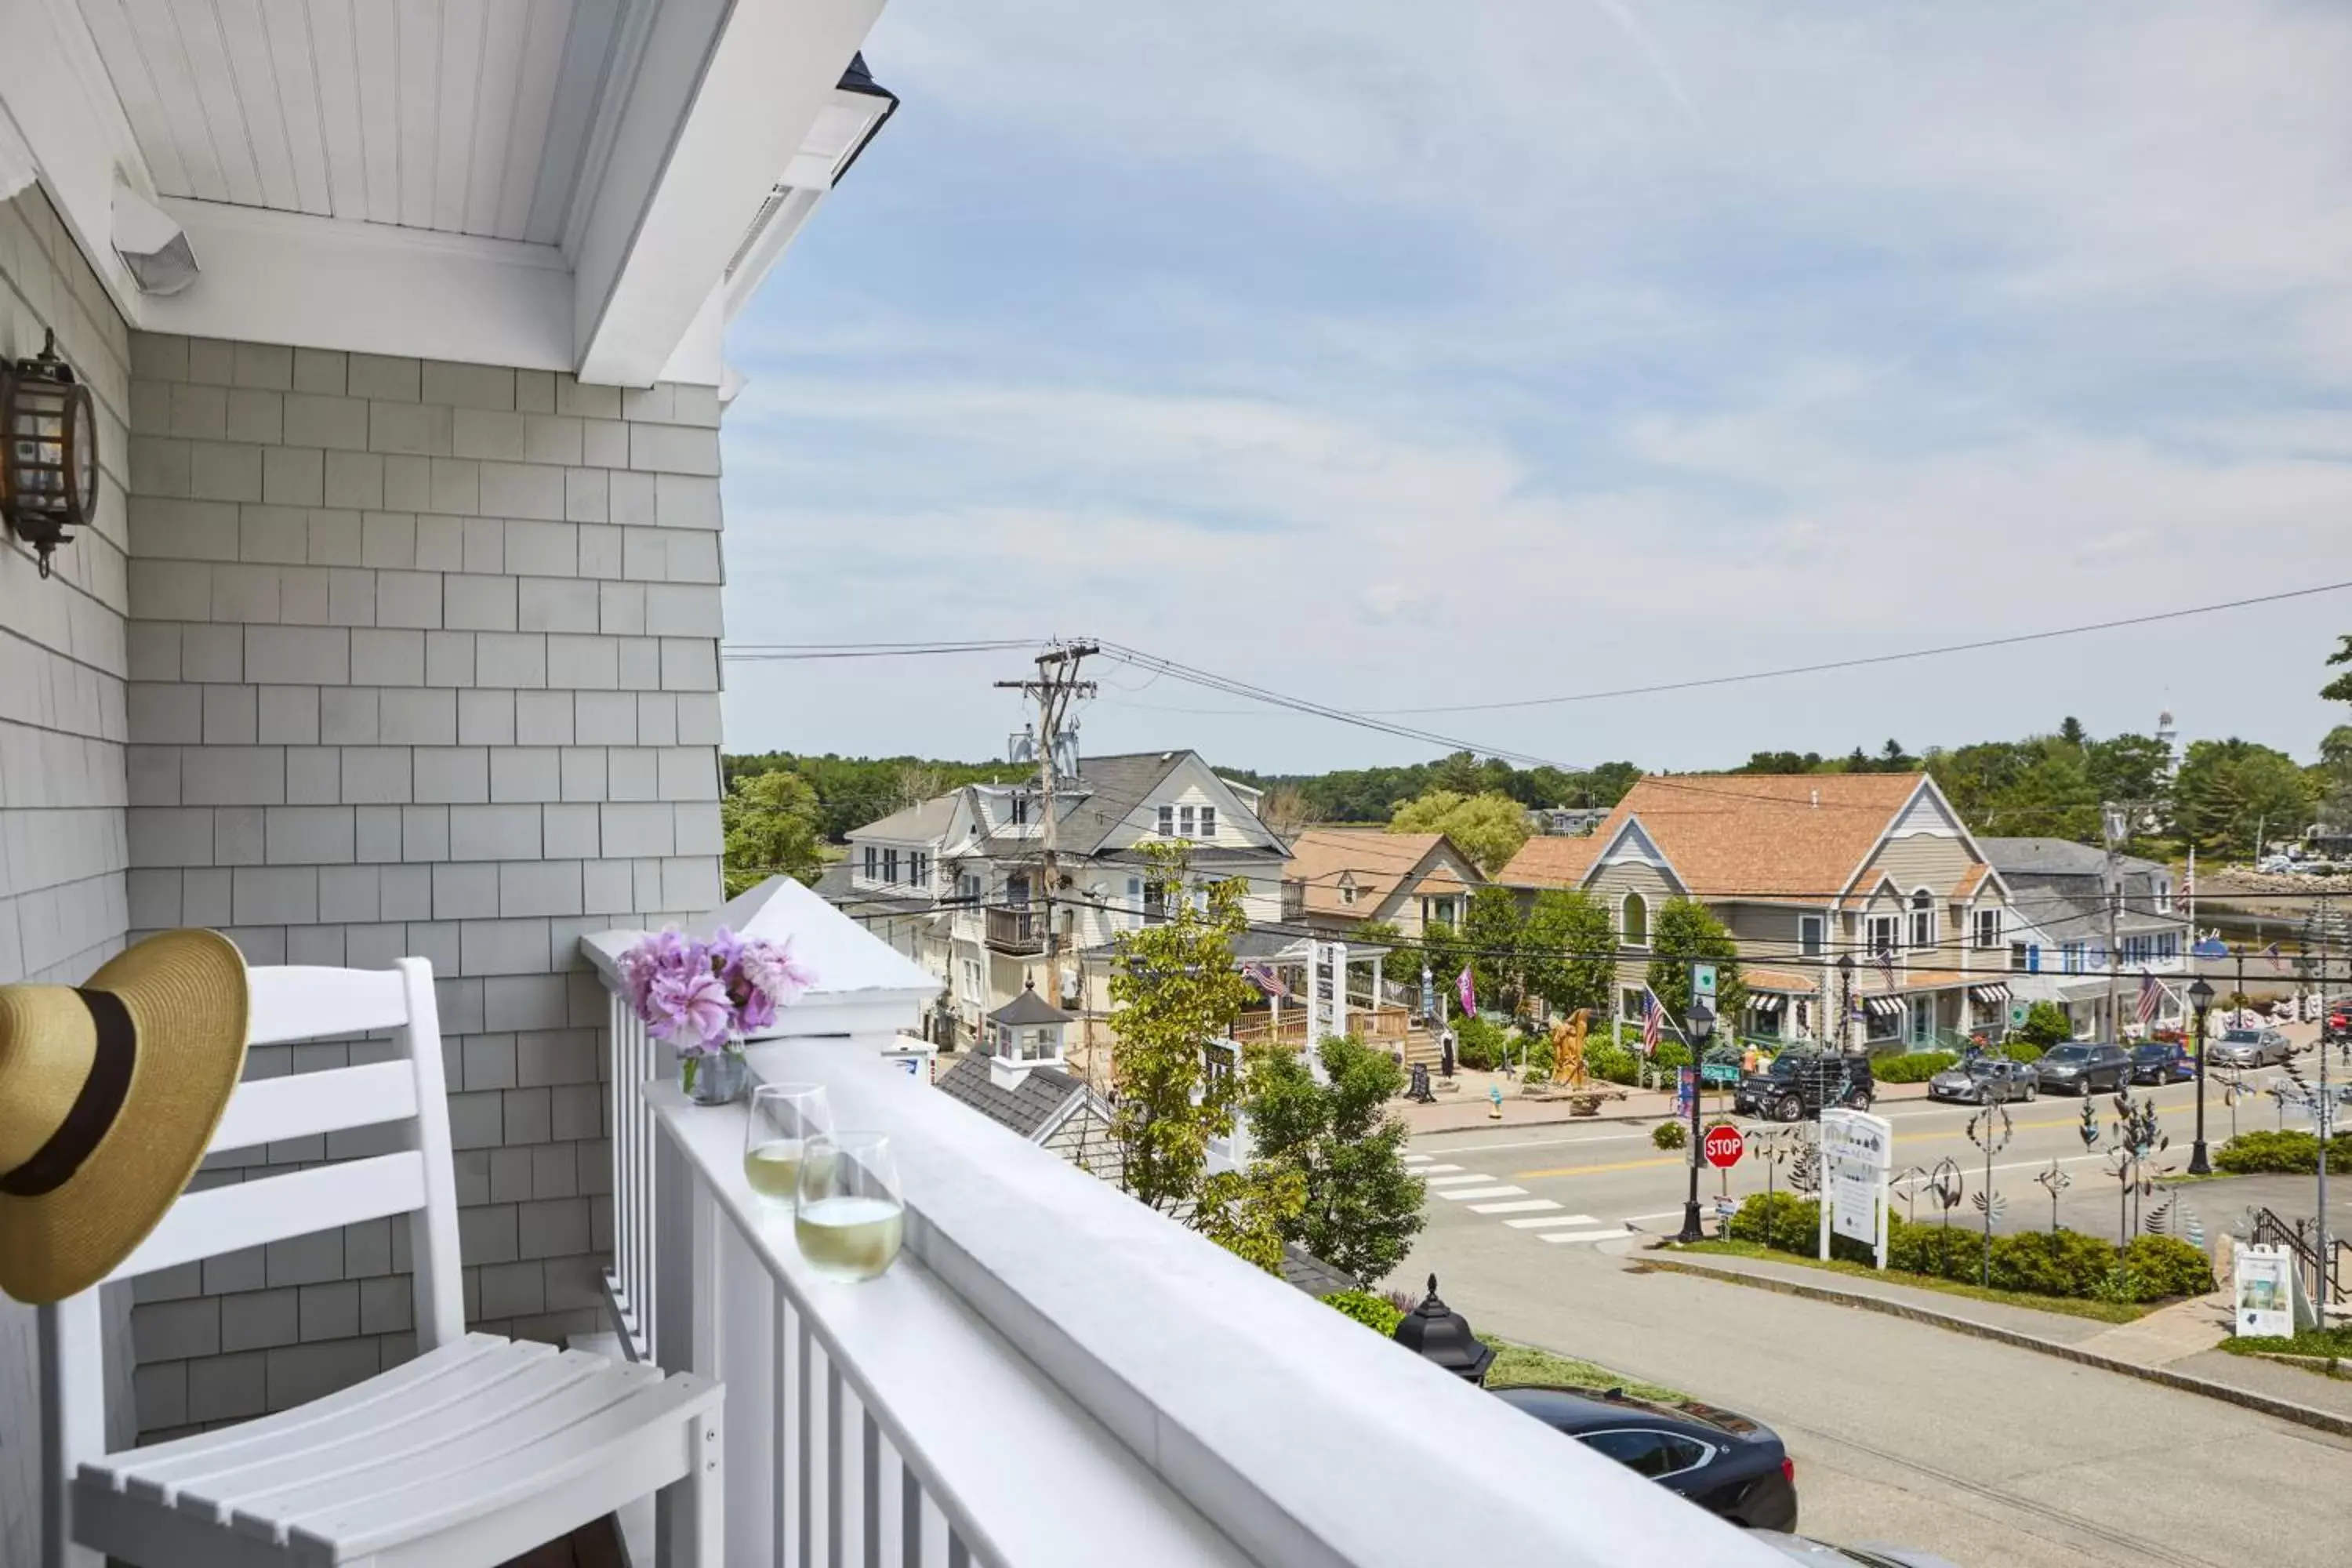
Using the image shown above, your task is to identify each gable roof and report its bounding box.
[1283,829,1481,920]
[1500,773,1929,900]
[847,793,962,844]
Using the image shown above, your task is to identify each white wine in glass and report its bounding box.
[744,1083,829,1208]
[795,1132,903,1281]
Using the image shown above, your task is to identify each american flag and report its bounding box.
[2135,970,2162,1028]
[1641,991,1662,1054]
[1877,941,1898,993]
[1240,962,1288,1000]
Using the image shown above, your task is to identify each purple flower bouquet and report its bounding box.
[620,925,818,1103]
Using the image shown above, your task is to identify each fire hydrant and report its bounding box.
[1488,1083,1504,1120]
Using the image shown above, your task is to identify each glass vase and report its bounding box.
[681,1043,749,1106]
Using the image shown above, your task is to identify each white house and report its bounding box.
[821,750,1290,1042]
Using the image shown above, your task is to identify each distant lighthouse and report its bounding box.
[2156,708,2177,785]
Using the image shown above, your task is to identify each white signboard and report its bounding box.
[2232,1243,2314,1339]
[1819,1105,1893,1268]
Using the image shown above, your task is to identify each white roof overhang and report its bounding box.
[0,0,892,387]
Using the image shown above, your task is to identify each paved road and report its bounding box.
[1393,1072,2352,1566]
[1406,1069,2347,1258]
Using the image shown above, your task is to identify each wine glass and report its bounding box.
[794,1132,904,1281]
[742,1083,830,1207]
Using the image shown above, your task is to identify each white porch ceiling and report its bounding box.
[75,0,627,246]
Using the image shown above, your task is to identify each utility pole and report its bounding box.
[2315,895,2336,1305]
[997,642,1098,1076]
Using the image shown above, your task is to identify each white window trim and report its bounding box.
[1798,914,1825,959]
[1867,915,1898,956]
[1907,887,1936,949]
[1974,906,2002,949]
[1620,892,1650,949]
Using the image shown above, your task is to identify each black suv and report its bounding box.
[1733,1051,1875,1122]
[2031,1041,2132,1096]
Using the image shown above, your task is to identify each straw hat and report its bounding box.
[0,930,249,1305]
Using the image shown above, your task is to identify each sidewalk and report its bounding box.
[1395,1069,1932,1134]
[1644,1245,2352,1436]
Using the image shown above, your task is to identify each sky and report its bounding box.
[717,0,2352,777]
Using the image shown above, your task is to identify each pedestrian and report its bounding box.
[1440,1029,1457,1080]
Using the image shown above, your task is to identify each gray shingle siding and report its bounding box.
[118,330,728,1439]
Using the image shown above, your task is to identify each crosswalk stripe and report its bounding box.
[1541,1228,1634,1244]
[1422,1174,1494,1186]
[1403,1155,1434,1165]
[1416,1164,1467,1174]
[1436,1185,1527,1201]
[1504,1214,1601,1229]
[1468,1200,1562,1215]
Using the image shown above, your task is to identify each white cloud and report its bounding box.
[719,1,2352,772]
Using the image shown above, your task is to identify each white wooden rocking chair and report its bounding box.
[39,958,721,1567]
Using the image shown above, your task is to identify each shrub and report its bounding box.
[1872,1051,1958,1083]
[1724,1192,1817,1249]
[2214,1130,2352,1174]
[1454,1014,1511,1072]
[2016,1000,2074,1048]
[1987,1229,2118,1298]
[1652,1040,1691,1073]
[1585,1042,1640,1085]
[1322,1290,1404,1336]
[2118,1235,2216,1301]
[1652,1120,1686,1151]
[2002,1041,2045,1063]
[1889,1214,1988,1282]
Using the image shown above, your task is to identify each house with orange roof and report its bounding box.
[1498,774,2023,1051]
[1279,829,1486,937]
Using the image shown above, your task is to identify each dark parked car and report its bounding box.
[1734,1051,1875,1122]
[1493,1385,1799,1531]
[1927,1054,2038,1105]
[2031,1042,2132,1096]
[2207,1027,2292,1069]
[2129,1041,2196,1084]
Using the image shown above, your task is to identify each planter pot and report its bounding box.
[681,1046,748,1106]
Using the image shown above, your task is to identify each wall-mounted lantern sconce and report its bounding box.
[1,329,98,578]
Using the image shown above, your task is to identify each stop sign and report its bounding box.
[1702,1124,1744,1169]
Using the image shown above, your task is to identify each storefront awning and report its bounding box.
[1750,993,1783,1013]
[1864,996,1906,1018]
[1969,983,2011,1006]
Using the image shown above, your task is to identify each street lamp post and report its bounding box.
[1837,953,1855,1054]
[1676,1000,1717,1243]
[2188,976,2215,1176]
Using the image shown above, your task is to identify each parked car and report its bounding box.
[1492,1385,1799,1531]
[1733,1051,1875,1122]
[2207,1027,2292,1069]
[2129,1041,2197,1084]
[1754,1534,1962,1567]
[2031,1041,2132,1095]
[1927,1054,2039,1105]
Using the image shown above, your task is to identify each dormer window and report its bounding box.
[1157,804,1174,837]
[1198,805,1215,839]
[1339,873,1358,907]
[1010,794,1029,826]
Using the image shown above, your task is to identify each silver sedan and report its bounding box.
[2205,1027,2292,1068]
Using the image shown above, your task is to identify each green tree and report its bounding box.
[1107,844,1302,1269]
[720,768,827,895]
[1387,789,1531,875]
[2175,738,2316,858]
[2319,724,2352,825]
[1644,898,1747,1033]
[1243,1034,1426,1281]
[2322,634,2352,706]
[1461,886,1527,1015]
[1519,889,1615,1017]
[2016,1000,2074,1048]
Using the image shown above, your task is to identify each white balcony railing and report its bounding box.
[584,880,1790,1566]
